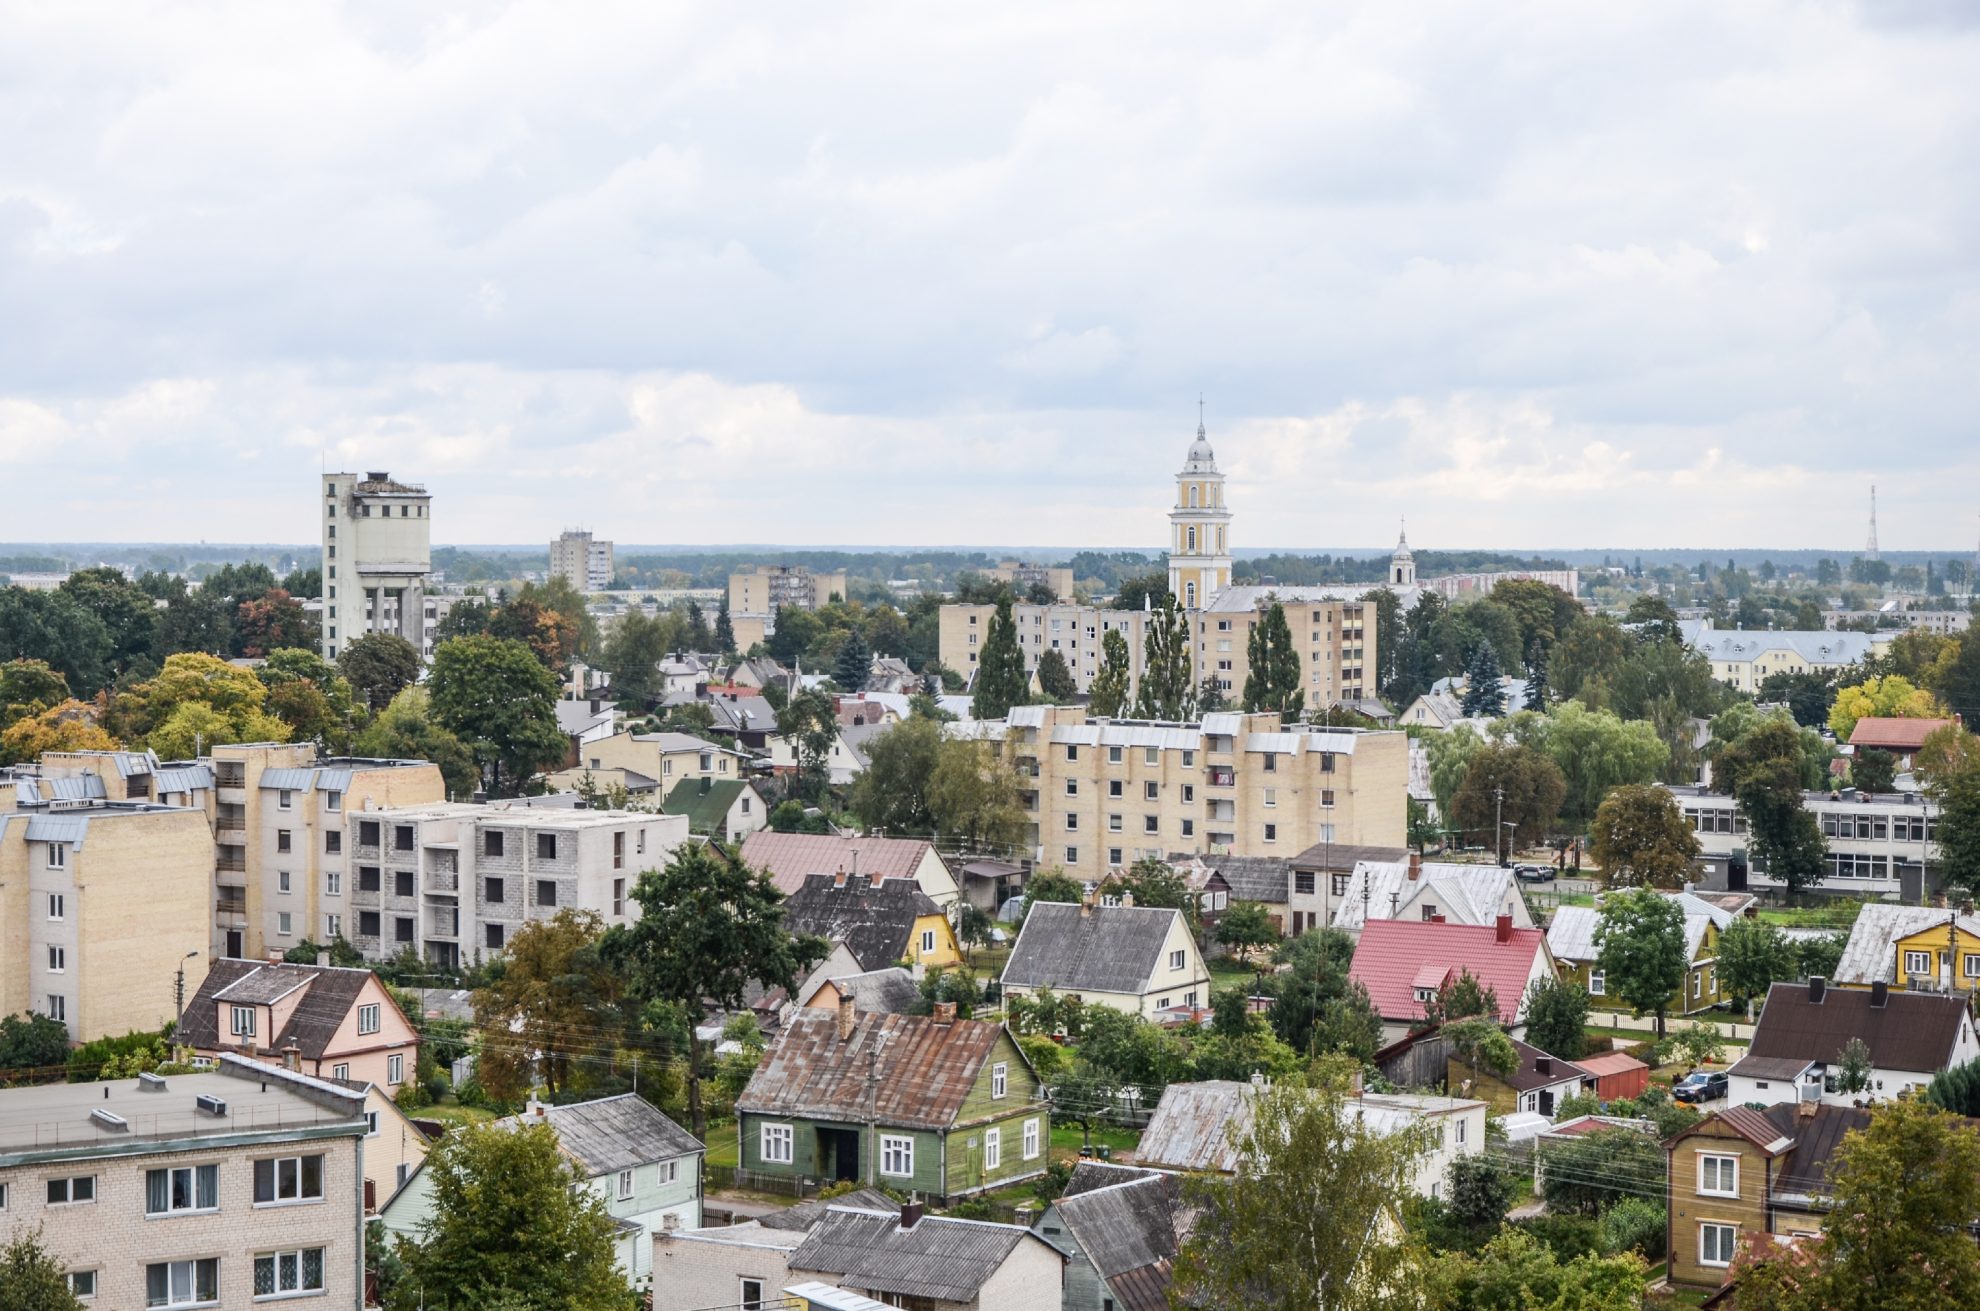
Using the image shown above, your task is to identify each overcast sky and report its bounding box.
[4,1,1979,552]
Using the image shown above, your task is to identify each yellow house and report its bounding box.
[780,871,963,973]
[1831,902,1980,992]
[546,729,738,798]
[1545,893,1734,1017]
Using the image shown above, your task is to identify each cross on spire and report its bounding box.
[1197,394,1205,438]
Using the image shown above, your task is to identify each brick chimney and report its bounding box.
[281,1042,301,1073]
[932,1001,957,1026]
[833,867,848,888]
[1797,1095,1818,1120]
[837,995,858,1042]
[870,872,886,890]
[1408,851,1422,881]
[1495,912,1513,944]
[900,1202,924,1230]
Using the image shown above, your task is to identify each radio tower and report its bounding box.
[1866,484,1879,562]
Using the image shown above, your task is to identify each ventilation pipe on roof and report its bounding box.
[1871,980,1889,1008]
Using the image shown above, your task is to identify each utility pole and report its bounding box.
[1494,785,1506,867]
[173,950,199,1053]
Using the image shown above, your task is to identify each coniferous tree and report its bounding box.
[713,595,735,653]
[972,597,1029,719]
[1135,594,1197,721]
[1460,642,1507,717]
[1035,648,1077,701]
[1088,628,1132,718]
[832,626,872,692]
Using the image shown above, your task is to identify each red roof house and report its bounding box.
[1349,915,1556,1043]
[1848,716,1955,766]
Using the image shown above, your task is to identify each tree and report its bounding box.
[471,910,622,1101]
[1134,593,1196,722]
[232,588,313,657]
[1443,1017,1520,1082]
[1423,724,1485,823]
[386,1121,630,1311]
[1757,668,1840,729]
[1421,970,1502,1030]
[775,686,838,804]
[713,594,735,653]
[354,687,479,799]
[956,903,995,962]
[1241,601,1304,717]
[832,625,872,692]
[0,657,70,731]
[1717,917,1796,1014]
[1924,1056,1980,1116]
[927,737,1028,851]
[1827,674,1944,742]
[1537,1126,1668,1217]
[1173,1065,1429,1311]
[1088,627,1132,718]
[972,597,1030,720]
[605,843,826,1135]
[1449,744,1566,862]
[1523,975,1590,1062]
[59,565,158,682]
[1112,572,1171,612]
[1834,1036,1873,1096]
[0,700,116,767]
[1426,1225,1646,1311]
[115,651,293,754]
[1216,901,1281,962]
[0,1227,85,1311]
[1718,718,1828,900]
[1851,747,1897,794]
[1265,928,1358,1054]
[1918,725,1980,898]
[1588,784,1700,888]
[1535,702,1669,825]
[848,716,942,836]
[1460,643,1508,718]
[0,587,113,696]
[152,587,232,660]
[1668,1023,1726,1070]
[338,632,422,712]
[1035,648,1077,701]
[597,610,673,706]
[258,648,361,751]
[1594,888,1687,1037]
[1550,615,1634,709]
[1022,867,1086,919]
[0,1011,72,1073]
[428,636,566,797]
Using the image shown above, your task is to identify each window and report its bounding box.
[1693,971,1703,999]
[1699,1223,1737,1268]
[46,994,66,1023]
[1065,779,1081,798]
[46,945,64,972]
[741,1279,766,1311]
[254,1155,325,1203]
[1263,753,1277,773]
[1181,819,1194,837]
[992,1062,1008,1098]
[325,871,341,895]
[1023,1117,1042,1159]
[485,830,505,857]
[1144,816,1159,835]
[1319,789,1336,808]
[536,879,557,907]
[1263,823,1277,843]
[359,911,380,937]
[1263,788,1277,807]
[617,1169,635,1200]
[276,830,292,854]
[1904,950,1932,977]
[760,1123,794,1163]
[985,1127,1002,1170]
[325,790,341,812]
[147,1258,218,1308]
[1966,954,1980,979]
[358,1003,381,1035]
[1066,745,1079,761]
[358,820,380,847]
[387,1053,404,1084]
[612,832,624,869]
[880,1135,915,1177]
[1108,847,1124,865]
[394,870,414,897]
[253,1248,324,1299]
[1181,783,1194,802]
[276,912,292,937]
[394,825,414,852]
[231,1005,257,1037]
[332,1064,349,1080]
[1065,814,1079,831]
[359,867,381,892]
[146,1164,218,1215]
[486,923,505,949]
[658,1159,679,1185]
[537,833,558,860]
[1108,814,1124,832]
[1108,746,1123,764]
[47,842,66,869]
[1699,1154,1739,1196]
[1589,970,1606,996]
[1456,1118,1467,1145]
[46,1176,95,1205]
[1294,872,1316,896]
[1106,780,1121,798]
[278,789,293,810]
[1066,846,1078,863]
[1170,949,1186,971]
[67,1271,95,1299]
[920,928,936,955]
[1330,872,1350,898]
[47,892,64,920]
[484,877,504,903]
[324,831,341,855]
[1144,781,1159,801]
[278,871,291,894]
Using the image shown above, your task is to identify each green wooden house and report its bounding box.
[1546,892,1735,1018]
[736,999,1049,1200]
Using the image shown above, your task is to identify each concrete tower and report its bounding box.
[320,471,432,662]
[1867,484,1880,562]
[1390,519,1416,588]
[1168,407,1233,610]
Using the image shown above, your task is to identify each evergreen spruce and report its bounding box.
[1460,643,1508,717]
[972,597,1030,719]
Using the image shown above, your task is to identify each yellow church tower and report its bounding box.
[1168,408,1233,609]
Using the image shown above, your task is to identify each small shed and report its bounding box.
[1575,1050,1650,1102]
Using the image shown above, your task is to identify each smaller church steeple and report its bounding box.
[1390,518,1416,588]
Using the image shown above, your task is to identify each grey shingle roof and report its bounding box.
[1207,856,1289,903]
[790,1207,1052,1303]
[499,1094,701,1178]
[1002,903,1180,995]
[1052,1164,1180,1293]
[1744,980,1972,1074]
[176,960,388,1061]
[757,1189,900,1231]
[782,874,942,972]
[821,969,922,1015]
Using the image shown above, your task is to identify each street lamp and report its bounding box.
[1499,820,1518,869]
[173,950,200,1051]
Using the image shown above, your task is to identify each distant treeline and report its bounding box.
[1234,551,1570,586]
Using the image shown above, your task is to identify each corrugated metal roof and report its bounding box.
[258,768,317,791]
[740,832,937,898]
[498,1094,701,1177]
[154,765,213,794]
[1002,903,1181,995]
[314,769,353,793]
[1244,730,1358,756]
[1198,713,1245,736]
[23,815,91,844]
[789,1207,1046,1303]
[737,1010,1031,1130]
[1137,1081,1251,1172]
[1050,725,1203,750]
[1834,904,1980,985]
[1052,1165,1179,1289]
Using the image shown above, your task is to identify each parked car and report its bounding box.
[1672,1071,1729,1104]
[1514,864,1555,883]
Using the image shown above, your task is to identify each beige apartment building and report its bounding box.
[953,706,1407,880]
[346,799,691,968]
[551,529,615,592]
[0,1055,369,1309]
[728,565,848,620]
[0,799,212,1043]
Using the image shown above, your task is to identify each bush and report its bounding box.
[64,1028,171,1083]
[944,1197,996,1221]
[1514,1213,1602,1263]
[1598,1198,1667,1260]
[454,1079,491,1109]
[1032,1159,1073,1204]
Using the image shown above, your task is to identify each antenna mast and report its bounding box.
[1866,485,1880,562]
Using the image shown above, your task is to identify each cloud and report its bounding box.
[1,0,1977,550]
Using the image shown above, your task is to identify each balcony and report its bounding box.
[428,909,460,939]
[216,850,246,874]
[425,870,459,895]
[1207,768,1236,788]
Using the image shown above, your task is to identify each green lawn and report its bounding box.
[703,1120,740,1167]
[415,1100,499,1130]
[1755,900,1870,930]
[1050,1121,1142,1157]
[1643,1264,1714,1308]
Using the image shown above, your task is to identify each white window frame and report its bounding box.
[1698,1153,1739,1197]
[145,1164,219,1217]
[659,1159,679,1186]
[1904,950,1932,977]
[1699,1222,1738,1268]
[1588,969,1606,996]
[760,1122,794,1164]
[278,789,293,810]
[880,1134,915,1178]
[991,1062,1008,1099]
[46,994,66,1024]
[984,1127,1002,1171]
[617,1169,634,1200]
[276,911,292,937]
[46,842,66,869]
[147,1257,218,1308]
[325,871,341,896]
[67,1270,96,1300]
[357,1003,381,1035]
[921,929,936,955]
[46,945,64,973]
[1023,1117,1042,1159]
[387,1053,404,1085]
[46,892,64,921]
[252,1247,325,1300]
[1170,949,1186,971]
[45,1175,95,1206]
[254,1154,326,1205]
[231,1006,257,1038]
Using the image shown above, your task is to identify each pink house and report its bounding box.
[178,958,421,1093]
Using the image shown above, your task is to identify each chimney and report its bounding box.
[1536,1055,1553,1078]
[932,1001,957,1026]
[837,995,858,1042]
[1797,1093,1819,1120]
[1495,912,1513,944]
[1429,914,1447,923]
[834,867,848,889]
[900,1202,925,1230]
[1871,979,1889,1008]
[281,1042,301,1073]
[1808,976,1827,1004]
[316,951,330,967]
[870,872,885,890]
[1408,851,1422,881]
[1349,1067,1364,1097]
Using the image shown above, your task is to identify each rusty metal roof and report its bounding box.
[1136,1081,1252,1172]
[737,1010,1027,1130]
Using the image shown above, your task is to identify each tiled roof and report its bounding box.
[740,831,935,897]
[790,1207,1051,1303]
[1848,717,1953,751]
[738,1011,1024,1130]
[1002,903,1183,996]
[497,1094,700,1178]
[1348,919,1550,1025]
[782,874,943,972]
[1744,980,1971,1074]
[176,960,391,1061]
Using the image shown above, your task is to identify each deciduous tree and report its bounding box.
[927,737,1028,851]
[428,636,566,797]
[1088,627,1132,717]
[0,700,115,766]
[1523,974,1590,1061]
[0,1226,85,1311]
[1594,888,1687,1037]
[338,632,422,712]
[1827,674,1944,741]
[471,910,622,1101]
[775,687,838,804]
[353,687,479,799]
[848,716,942,835]
[1717,718,1828,900]
[1716,917,1796,1013]
[1450,743,1566,861]
[1588,783,1700,888]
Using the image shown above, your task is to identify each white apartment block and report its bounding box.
[320,470,433,661]
[0,1057,368,1310]
[1667,783,1943,900]
[345,800,691,968]
[953,706,1408,880]
[551,530,616,592]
